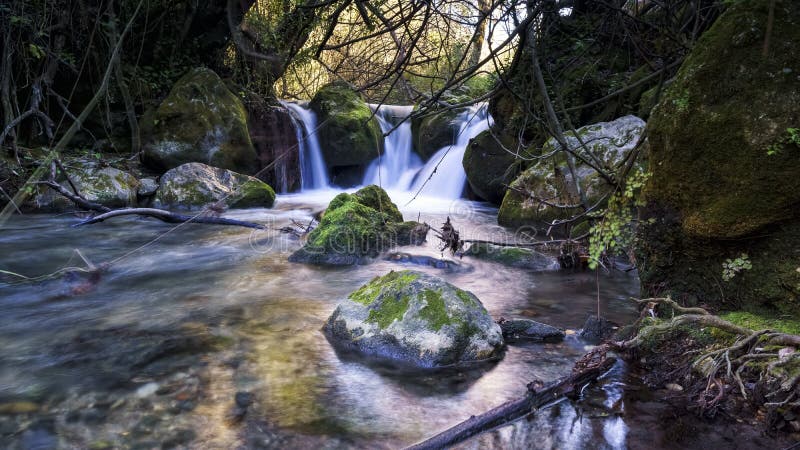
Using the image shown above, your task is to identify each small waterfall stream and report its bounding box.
[281,101,330,190]
[408,103,493,199]
[363,104,422,191]
[283,101,492,201]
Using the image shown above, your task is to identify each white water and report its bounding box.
[281,101,330,190]
[409,103,493,199]
[282,101,492,203]
[363,105,422,191]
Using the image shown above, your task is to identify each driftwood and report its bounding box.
[404,357,616,450]
[74,208,265,229]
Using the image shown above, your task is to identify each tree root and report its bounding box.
[619,297,800,420]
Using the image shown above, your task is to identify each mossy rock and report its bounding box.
[497,115,645,230]
[141,68,258,174]
[33,159,140,210]
[410,107,464,161]
[323,270,504,368]
[289,185,422,265]
[154,162,275,210]
[637,0,800,315]
[464,243,559,271]
[462,129,525,204]
[309,81,383,171]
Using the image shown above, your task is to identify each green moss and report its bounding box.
[720,311,800,335]
[367,295,411,329]
[352,185,403,222]
[232,179,276,208]
[455,289,479,307]
[141,68,257,173]
[418,289,449,331]
[348,270,419,306]
[309,81,383,168]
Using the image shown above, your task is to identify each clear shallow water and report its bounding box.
[0,192,642,449]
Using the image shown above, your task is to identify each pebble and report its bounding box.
[0,401,39,415]
[666,383,684,392]
[135,382,159,398]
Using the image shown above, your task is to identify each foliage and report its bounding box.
[721,253,752,281]
[767,127,800,156]
[587,168,650,269]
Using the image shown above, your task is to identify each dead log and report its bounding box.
[74,208,265,229]
[404,357,616,450]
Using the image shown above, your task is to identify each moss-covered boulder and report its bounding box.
[141,68,258,174]
[411,107,464,161]
[309,81,383,177]
[463,129,523,204]
[33,159,139,210]
[498,115,645,229]
[154,162,275,210]
[636,0,800,315]
[464,243,559,271]
[323,270,504,368]
[289,185,423,265]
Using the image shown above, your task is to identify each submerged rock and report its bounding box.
[498,115,645,229]
[33,159,140,210]
[498,318,565,342]
[309,81,383,180]
[154,162,275,210]
[141,67,258,174]
[324,270,504,368]
[289,185,423,265]
[464,243,560,271]
[579,315,618,344]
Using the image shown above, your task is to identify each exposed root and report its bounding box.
[620,297,800,430]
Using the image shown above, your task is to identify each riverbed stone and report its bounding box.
[498,115,645,229]
[636,0,800,315]
[289,185,424,265]
[140,67,258,174]
[33,159,140,210]
[464,243,560,271]
[154,162,275,210]
[309,81,383,175]
[498,318,565,342]
[324,270,504,368]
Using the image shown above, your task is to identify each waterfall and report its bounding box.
[408,103,493,199]
[281,101,330,190]
[362,105,422,191]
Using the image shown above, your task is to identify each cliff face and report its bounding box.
[636,0,800,314]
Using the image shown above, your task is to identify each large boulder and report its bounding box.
[141,68,258,174]
[309,81,383,183]
[33,159,139,210]
[462,129,523,204]
[247,102,301,192]
[323,270,504,368]
[498,115,645,229]
[411,107,464,161]
[289,185,422,265]
[636,0,800,315]
[154,162,275,210]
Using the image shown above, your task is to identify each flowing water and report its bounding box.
[281,101,330,190]
[0,190,651,449]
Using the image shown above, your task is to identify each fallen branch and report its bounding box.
[404,357,616,450]
[74,208,265,229]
